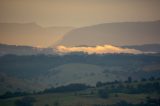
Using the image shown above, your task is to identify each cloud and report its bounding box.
[56,44,143,54]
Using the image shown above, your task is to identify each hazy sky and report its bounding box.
[0,0,160,47]
[0,0,160,27]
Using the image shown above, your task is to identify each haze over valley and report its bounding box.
[0,1,160,106]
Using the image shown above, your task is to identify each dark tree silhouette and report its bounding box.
[15,97,36,106]
[127,76,132,83]
[53,101,60,106]
[98,89,109,99]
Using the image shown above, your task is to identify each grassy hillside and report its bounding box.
[0,54,160,94]
[0,78,159,106]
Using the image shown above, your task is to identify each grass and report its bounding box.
[0,80,159,106]
[0,92,159,106]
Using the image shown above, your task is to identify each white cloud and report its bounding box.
[56,44,143,54]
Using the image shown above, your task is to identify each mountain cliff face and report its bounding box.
[58,21,160,46]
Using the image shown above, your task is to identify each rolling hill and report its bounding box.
[0,54,160,94]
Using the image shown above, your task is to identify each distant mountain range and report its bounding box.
[0,23,74,47]
[123,44,160,52]
[58,20,160,46]
[1,21,160,48]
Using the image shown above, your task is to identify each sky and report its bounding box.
[0,0,160,47]
[0,0,160,27]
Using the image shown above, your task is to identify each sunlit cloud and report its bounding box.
[56,45,143,54]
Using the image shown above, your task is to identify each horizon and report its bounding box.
[1,19,160,27]
[0,20,160,47]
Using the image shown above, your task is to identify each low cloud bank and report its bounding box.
[56,45,143,54]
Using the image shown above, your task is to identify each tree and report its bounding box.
[98,89,109,99]
[141,78,146,82]
[15,97,36,106]
[53,101,60,106]
[90,90,94,95]
[149,76,155,81]
[116,100,131,106]
[127,76,132,83]
[114,93,119,97]
[44,104,49,106]
[96,81,103,87]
